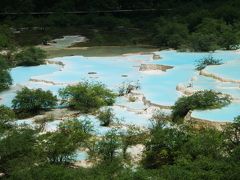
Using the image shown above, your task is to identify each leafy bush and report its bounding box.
[142,121,187,169]
[195,55,222,70]
[190,32,219,52]
[0,105,15,124]
[97,129,121,162]
[172,90,231,122]
[12,87,57,117]
[0,127,39,176]
[59,81,116,113]
[121,126,146,159]
[15,47,47,66]
[97,108,115,127]
[152,19,189,49]
[0,56,9,69]
[0,69,12,92]
[0,25,15,50]
[39,119,93,164]
[223,115,240,159]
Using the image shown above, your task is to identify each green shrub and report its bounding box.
[0,105,15,125]
[12,87,57,117]
[97,108,115,127]
[190,32,219,52]
[172,90,231,122]
[59,81,116,113]
[0,69,12,92]
[195,55,222,70]
[15,47,47,66]
[97,129,121,162]
[38,119,93,164]
[0,25,15,50]
[0,56,9,69]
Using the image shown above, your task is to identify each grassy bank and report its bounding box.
[45,46,157,58]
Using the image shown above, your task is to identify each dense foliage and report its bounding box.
[39,119,93,164]
[59,82,116,113]
[0,25,15,51]
[0,102,239,179]
[172,90,231,122]
[0,105,15,124]
[0,69,12,92]
[12,87,57,117]
[0,1,240,51]
[0,56,12,92]
[141,118,240,179]
[14,47,46,66]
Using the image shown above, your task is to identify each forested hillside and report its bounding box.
[1,0,240,51]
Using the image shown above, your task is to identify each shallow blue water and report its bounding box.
[192,102,240,122]
[10,64,60,84]
[205,59,240,81]
[112,106,151,127]
[74,151,89,161]
[1,50,240,122]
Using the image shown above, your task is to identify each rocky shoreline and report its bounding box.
[200,69,240,84]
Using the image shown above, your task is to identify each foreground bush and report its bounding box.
[59,82,116,113]
[12,87,57,117]
[39,119,93,164]
[195,55,222,70]
[97,108,115,126]
[0,105,15,124]
[0,105,15,132]
[172,90,231,122]
[15,47,47,66]
[97,129,121,162]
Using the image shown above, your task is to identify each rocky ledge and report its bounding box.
[139,64,173,72]
[46,60,65,67]
[200,70,240,84]
[176,84,197,96]
[29,78,67,85]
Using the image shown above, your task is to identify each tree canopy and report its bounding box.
[172,90,231,122]
[14,47,47,66]
[59,81,116,113]
[12,87,57,117]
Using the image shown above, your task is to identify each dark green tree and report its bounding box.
[12,87,57,117]
[59,81,116,113]
[15,47,47,66]
[97,129,121,162]
[39,119,93,164]
[97,108,115,127]
[0,69,12,92]
[172,90,231,122]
